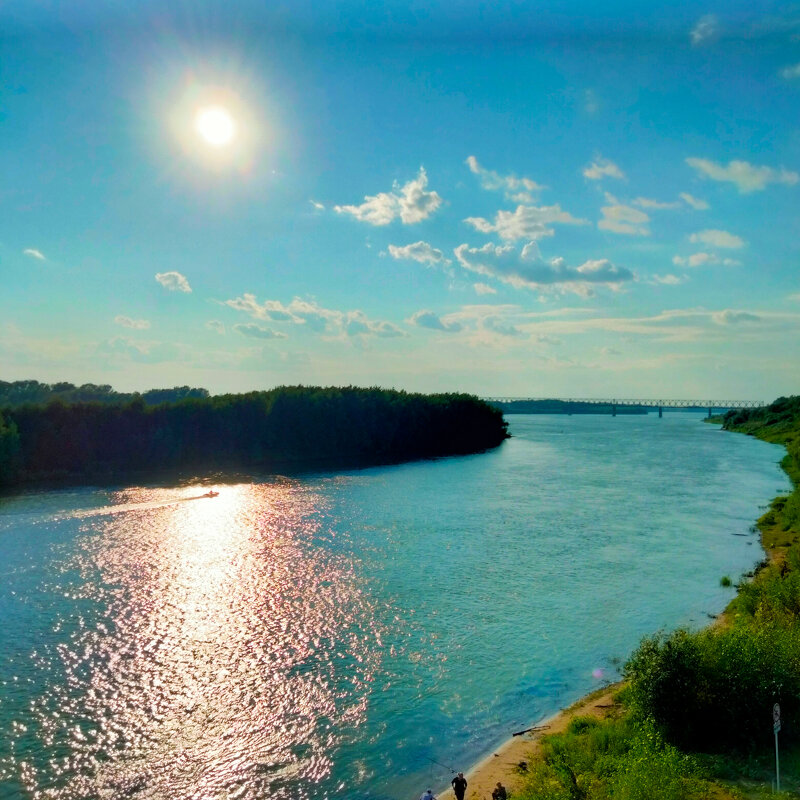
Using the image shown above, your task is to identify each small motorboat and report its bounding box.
[203,490,219,498]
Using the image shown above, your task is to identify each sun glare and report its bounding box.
[195,105,236,147]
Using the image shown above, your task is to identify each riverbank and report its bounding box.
[439,398,800,800]
[436,687,621,800]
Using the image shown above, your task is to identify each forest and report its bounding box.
[0,384,509,487]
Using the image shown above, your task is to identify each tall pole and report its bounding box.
[775,729,780,792]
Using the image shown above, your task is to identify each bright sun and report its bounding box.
[194,105,236,147]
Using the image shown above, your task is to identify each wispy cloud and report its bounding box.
[598,203,650,235]
[690,14,718,45]
[780,63,800,80]
[334,167,442,225]
[689,229,745,249]
[454,242,634,295]
[583,158,625,181]
[465,155,545,203]
[711,309,761,325]
[407,310,463,332]
[673,252,740,267]
[388,241,451,267]
[686,157,799,193]
[652,274,688,285]
[233,323,288,340]
[632,197,681,210]
[679,192,710,210]
[206,320,225,334]
[23,248,45,260]
[155,271,192,292]
[464,204,587,241]
[309,199,325,210]
[474,282,497,295]
[114,315,151,330]
[224,294,405,340]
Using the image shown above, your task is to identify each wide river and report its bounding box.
[0,414,790,800]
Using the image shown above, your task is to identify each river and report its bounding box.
[0,414,790,799]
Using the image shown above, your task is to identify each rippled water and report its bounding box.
[0,415,790,799]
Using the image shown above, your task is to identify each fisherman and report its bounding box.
[492,781,508,800]
[451,772,467,800]
[418,790,436,800]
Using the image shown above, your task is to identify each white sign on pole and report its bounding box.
[773,703,781,792]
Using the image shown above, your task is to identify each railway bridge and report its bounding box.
[486,397,767,418]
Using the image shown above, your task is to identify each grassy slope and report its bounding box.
[513,398,800,800]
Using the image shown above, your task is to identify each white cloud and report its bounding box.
[633,197,680,210]
[583,158,625,181]
[689,229,745,249]
[155,271,192,293]
[454,242,634,295]
[598,203,650,235]
[465,155,545,202]
[474,282,497,295]
[23,248,45,260]
[206,320,225,334]
[781,63,800,79]
[114,315,150,330]
[233,323,288,340]
[310,199,325,210]
[690,14,718,45]
[334,167,442,225]
[224,294,405,340]
[686,157,799,193]
[388,241,450,266]
[464,203,587,241]
[672,252,741,267]
[679,192,710,210]
[408,310,463,333]
[653,274,688,285]
[711,309,761,325]
[789,293,800,302]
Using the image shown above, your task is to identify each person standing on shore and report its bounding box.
[451,772,467,800]
[418,790,436,800]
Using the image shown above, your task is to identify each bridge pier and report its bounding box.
[708,407,713,418]
[612,403,616,417]
[658,406,663,418]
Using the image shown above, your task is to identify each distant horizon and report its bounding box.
[2,1,799,398]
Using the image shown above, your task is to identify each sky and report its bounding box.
[1,0,799,399]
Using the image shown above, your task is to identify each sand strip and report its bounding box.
[433,685,620,800]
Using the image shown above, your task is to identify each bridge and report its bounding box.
[485,397,767,418]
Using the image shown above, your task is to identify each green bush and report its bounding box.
[625,624,800,752]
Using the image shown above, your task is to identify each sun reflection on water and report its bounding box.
[17,482,383,799]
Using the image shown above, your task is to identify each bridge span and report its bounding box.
[486,397,767,418]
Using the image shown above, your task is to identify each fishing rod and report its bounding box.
[425,756,457,774]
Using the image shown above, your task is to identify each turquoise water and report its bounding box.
[0,415,790,800]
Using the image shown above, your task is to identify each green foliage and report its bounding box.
[720,575,732,587]
[624,624,800,752]
[0,410,21,484]
[0,386,509,486]
[0,379,209,408]
[516,715,705,800]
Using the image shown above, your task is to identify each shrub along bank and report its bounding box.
[516,396,800,800]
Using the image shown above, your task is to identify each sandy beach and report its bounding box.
[433,685,620,800]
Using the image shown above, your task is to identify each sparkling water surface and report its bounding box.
[0,415,790,799]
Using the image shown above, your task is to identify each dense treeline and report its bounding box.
[0,385,508,487]
[516,394,800,800]
[0,380,209,408]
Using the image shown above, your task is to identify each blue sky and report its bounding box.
[2,1,799,398]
